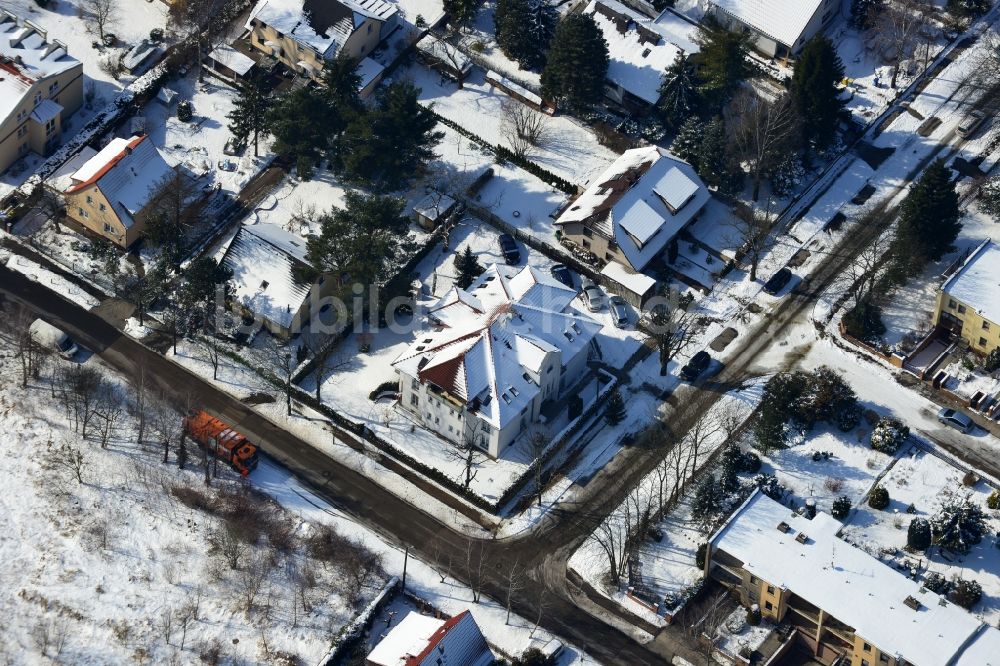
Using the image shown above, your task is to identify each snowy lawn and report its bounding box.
[841,445,1000,627]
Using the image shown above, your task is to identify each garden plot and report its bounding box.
[841,446,1000,626]
[408,63,619,187]
[940,360,1000,402]
[141,75,273,197]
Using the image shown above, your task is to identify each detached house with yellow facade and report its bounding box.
[934,239,1000,355]
[707,490,1000,666]
[244,0,397,89]
[56,135,178,248]
[0,11,83,174]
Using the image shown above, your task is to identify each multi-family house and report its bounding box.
[393,264,603,458]
[935,239,1000,355]
[0,11,83,174]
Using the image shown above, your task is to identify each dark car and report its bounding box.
[762,267,793,295]
[549,264,574,288]
[680,351,712,381]
[498,234,520,265]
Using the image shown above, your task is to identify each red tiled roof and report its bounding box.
[65,134,147,194]
[404,611,469,666]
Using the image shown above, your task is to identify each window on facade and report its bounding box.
[582,239,591,249]
[958,305,967,314]
[78,208,89,218]
[766,585,775,594]
[980,337,988,346]
[861,661,870,666]
[983,321,991,330]
[863,643,872,652]
[879,655,889,664]
[410,394,419,407]
[948,299,957,309]
[34,92,41,105]
[103,223,113,233]
[749,575,757,584]
[764,601,773,611]
[86,195,93,204]
[99,203,106,212]
[368,23,373,33]
[605,253,614,261]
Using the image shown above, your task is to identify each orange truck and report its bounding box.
[182,410,260,476]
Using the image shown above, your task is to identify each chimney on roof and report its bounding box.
[804,499,816,519]
[125,145,133,155]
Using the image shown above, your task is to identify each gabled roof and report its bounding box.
[246,0,396,59]
[65,135,176,229]
[556,146,710,271]
[393,264,601,430]
[0,11,81,123]
[367,611,494,666]
[941,239,1000,327]
[711,0,825,50]
[221,224,314,330]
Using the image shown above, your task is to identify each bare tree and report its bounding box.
[587,505,631,587]
[37,188,67,232]
[684,590,731,666]
[50,437,87,484]
[438,37,470,89]
[726,200,776,283]
[211,520,250,569]
[93,383,124,449]
[500,100,549,158]
[85,0,118,41]
[239,547,271,615]
[302,333,350,402]
[464,540,489,603]
[725,89,798,201]
[3,307,48,389]
[129,365,151,446]
[844,209,894,309]
[504,559,525,624]
[196,335,223,381]
[646,304,703,377]
[869,0,932,88]
[263,336,296,415]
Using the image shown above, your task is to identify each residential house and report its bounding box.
[393,264,603,458]
[707,490,1000,666]
[221,222,338,338]
[708,0,839,59]
[366,610,494,666]
[0,11,83,174]
[58,135,179,248]
[585,1,700,108]
[554,146,710,274]
[935,239,1000,355]
[244,0,397,86]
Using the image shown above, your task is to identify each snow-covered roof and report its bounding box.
[485,70,543,107]
[47,145,97,193]
[393,264,600,430]
[711,491,986,666]
[412,192,456,222]
[954,625,1000,666]
[555,146,710,271]
[122,40,159,73]
[29,98,61,123]
[586,0,699,105]
[367,611,493,666]
[356,56,384,90]
[711,0,825,50]
[0,11,81,123]
[246,0,396,59]
[600,261,657,297]
[416,34,473,75]
[209,45,256,76]
[65,135,176,229]
[221,224,313,330]
[941,239,1000,326]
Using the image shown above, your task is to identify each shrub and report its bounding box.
[870,417,909,455]
[987,490,1000,510]
[843,300,886,342]
[177,100,193,122]
[836,404,862,432]
[746,605,762,626]
[985,347,1000,373]
[752,474,786,502]
[907,517,932,550]
[470,40,486,53]
[932,499,987,554]
[368,380,398,401]
[831,495,852,520]
[150,28,165,42]
[952,579,983,609]
[868,485,890,510]
[924,572,952,595]
[696,543,708,569]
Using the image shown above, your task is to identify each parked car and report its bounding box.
[539,639,565,662]
[680,350,712,382]
[549,264,574,288]
[937,407,974,433]
[582,282,605,312]
[956,110,986,139]
[498,233,520,265]
[608,295,629,328]
[762,267,793,295]
[217,159,237,172]
[29,319,78,359]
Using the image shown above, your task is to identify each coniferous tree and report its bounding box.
[540,13,609,110]
[696,117,731,190]
[907,517,932,550]
[268,86,334,179]
[851,0,885,28]
[338,82,443,189]
[604,388,626,426]
[692,17,752,107]
[443,0,480,30]
[227,71,271,157]
[454,245,484,290]
[949,0,991,18]
[670,117,703,164]
[891,159,961,277]
[657,53,699,130]
[495,0,555,70]
[791,36,846,148]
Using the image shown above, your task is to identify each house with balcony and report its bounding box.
[244,0,397,86]
[554,146,710,275]
[392,264,603,458]
[706,490,1000,666]
[0,11,83,174]
[934,239,1000,355]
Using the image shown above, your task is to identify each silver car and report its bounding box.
[937,408,974,433]
[608,295,628,328]
[583,284,605,312]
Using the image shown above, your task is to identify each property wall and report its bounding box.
[935,291,1000,354]
[0,64,83,174]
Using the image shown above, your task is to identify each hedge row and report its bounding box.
[432,113,578,195]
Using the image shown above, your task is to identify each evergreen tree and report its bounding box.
[604,387,626,425]
[791,36,845,149]
[980,176,1000,218]
[226,70,271,157]
[870,416,909,455]
[691,475,722,525]
[540,13,609,110]
[932,499,987,554]
[657,53,699,130]
[892,159,961,276]
[850,0,885,29]
[306,193,415,293]
[907,517,932,550]
[268,85,334,179]
[338,82,444,189]
[443,0,480,29]
[692,17,752,107]
[669,117,703,164]
[454,245,484,289]
[949,0,991,18]
[868,484,890,510]
[831,495,852,520]
[495,0,556,70]
[180,256,233,317]
[696,117,731,190]
[952,579,983,609]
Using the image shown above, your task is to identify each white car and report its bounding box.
[582,282,605,312]
[29,319,78,359]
